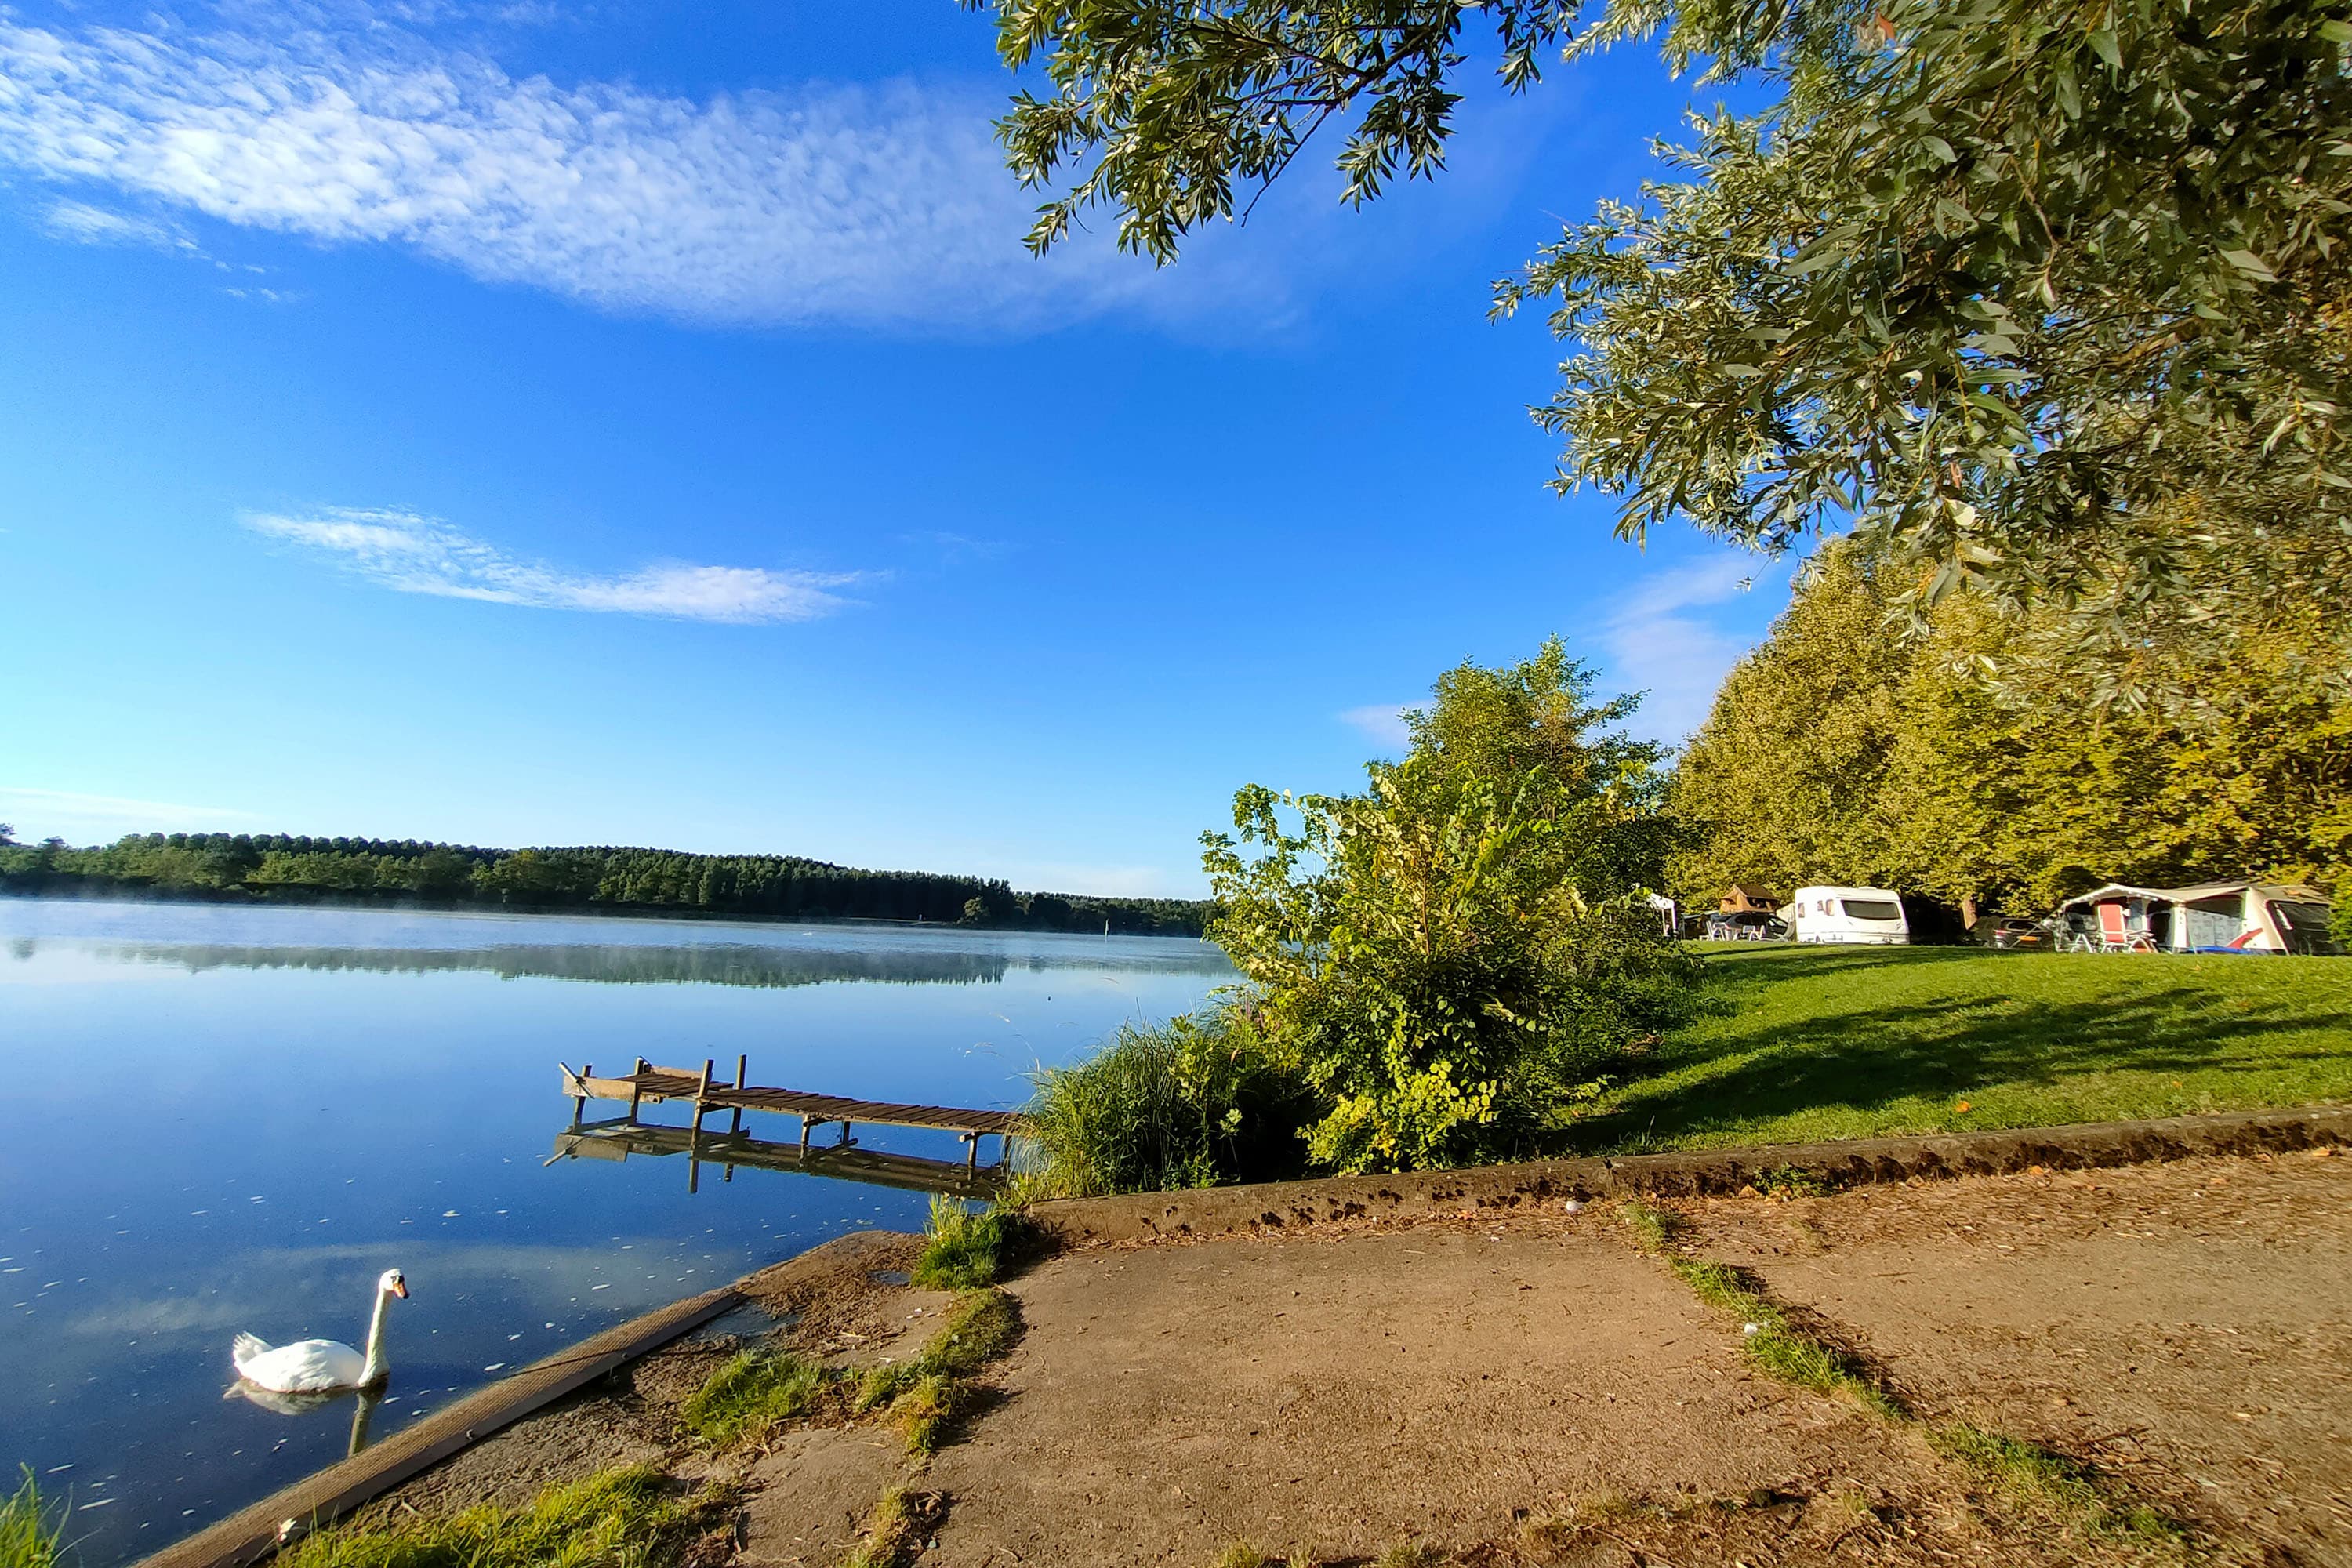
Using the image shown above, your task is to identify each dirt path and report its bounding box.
[358,1150,2352,1568]
[911,1151,2351,1567]
[1690,1152,2352,1565]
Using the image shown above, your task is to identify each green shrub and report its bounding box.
[276,1466,729,1568]
[1,1471,60,1568]
[2332,883,2352,952]
[1206,753,1697,1173]
[681,1350,829,1447]
[1027,1008,1312,1196]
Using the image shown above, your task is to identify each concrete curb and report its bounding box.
[1031,1104,2352,1247]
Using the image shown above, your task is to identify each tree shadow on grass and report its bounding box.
[1567,982,2352,1154]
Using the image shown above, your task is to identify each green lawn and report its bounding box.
[1572,943,2352,1154]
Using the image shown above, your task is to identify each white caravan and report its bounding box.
[1783,886,1910,946]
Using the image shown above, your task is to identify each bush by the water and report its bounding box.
[1025,642,1698,1191]
[1025,1008,1311,1196]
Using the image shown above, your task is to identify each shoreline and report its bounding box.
[0,885,1209,938]
[129,1102,2352,1568]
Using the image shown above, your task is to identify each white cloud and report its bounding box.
[35,196,198,252]
[1596,554,1769,744]
[243,507,859,622]
[0,786,260,828]
[0,786,263,848]
[0,18,1166,329]
[1337,702,1414,753]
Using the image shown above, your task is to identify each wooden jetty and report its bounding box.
[550,1116,1004,1200]
[558,1057,1027,1176]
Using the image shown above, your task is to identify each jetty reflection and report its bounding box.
[549,1116,1007,1200]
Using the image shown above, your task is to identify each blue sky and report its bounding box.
[0,0,1791,898]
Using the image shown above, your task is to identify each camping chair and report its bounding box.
[2096,901,2158,953]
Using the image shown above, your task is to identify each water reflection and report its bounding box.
[70,935,1226,989]
[224,1384,385,1458]
[550,1116,1005,1200]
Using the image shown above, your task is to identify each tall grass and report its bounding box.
[912,1196,1010,1291]
[1025,1009,1311,1196]
[1,1471,60,1568]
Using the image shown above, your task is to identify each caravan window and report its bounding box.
[1839,899,1903,922]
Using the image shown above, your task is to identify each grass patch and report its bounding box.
[277,1465,733,1568]
[1616,1196,1684,1252]
[912,1196,1014,1292]
[855,1288,1023,1451]
[1668,1259,1903,1420]
[1575,944,2352,1153]
[1,1471,61,1568]
[891,1371,968,1455]
[912,1197,1004,1291]
[1932,1424,2183,1543]
[916,1288,1021,1377]
[1208,1545,1271,1568]
[1748,1164,1830,1200]
[680,1348,829,1448]
[838,1488,944,1568]
[1657,1250,2183,1547]
[1374,1544,1445,1568]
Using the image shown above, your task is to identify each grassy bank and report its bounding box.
[1576,944,2352,1153]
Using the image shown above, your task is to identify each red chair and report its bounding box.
[2096,901,2157,953]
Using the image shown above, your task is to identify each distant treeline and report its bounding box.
[0,832,1209,935]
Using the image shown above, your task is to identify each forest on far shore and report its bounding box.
[0,829,1209,936]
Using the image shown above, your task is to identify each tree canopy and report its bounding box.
[969,0,2352,684]
[1671,543,2352,915]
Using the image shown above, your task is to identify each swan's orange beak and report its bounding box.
[390,1281,409,1299]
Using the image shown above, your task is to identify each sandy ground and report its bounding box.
[368,1150,2352,1568]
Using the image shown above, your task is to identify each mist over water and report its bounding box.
[0,898,1232,1564]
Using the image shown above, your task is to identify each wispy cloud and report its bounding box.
[0,786,260,828]
[1596,555,1767,744]
[1338,702,1415,753]
[0,17,1171,330]
[243,508,860,622]
[35,197,200,252]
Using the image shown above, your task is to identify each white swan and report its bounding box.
[231,1268,408,1394]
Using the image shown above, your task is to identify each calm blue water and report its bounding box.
[0,898,1232,1564]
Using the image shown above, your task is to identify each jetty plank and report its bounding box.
[560,1066,1027,1138]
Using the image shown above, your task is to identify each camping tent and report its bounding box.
[2055,881,2339,955]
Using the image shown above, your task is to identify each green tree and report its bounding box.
[1674,544,2352,915]
[969,0,2352,683]
[1203,647,1695,1172]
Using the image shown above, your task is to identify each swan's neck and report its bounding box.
[358,1287,394,1385]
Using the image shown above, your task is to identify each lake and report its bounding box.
[0,897,1234,1564]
